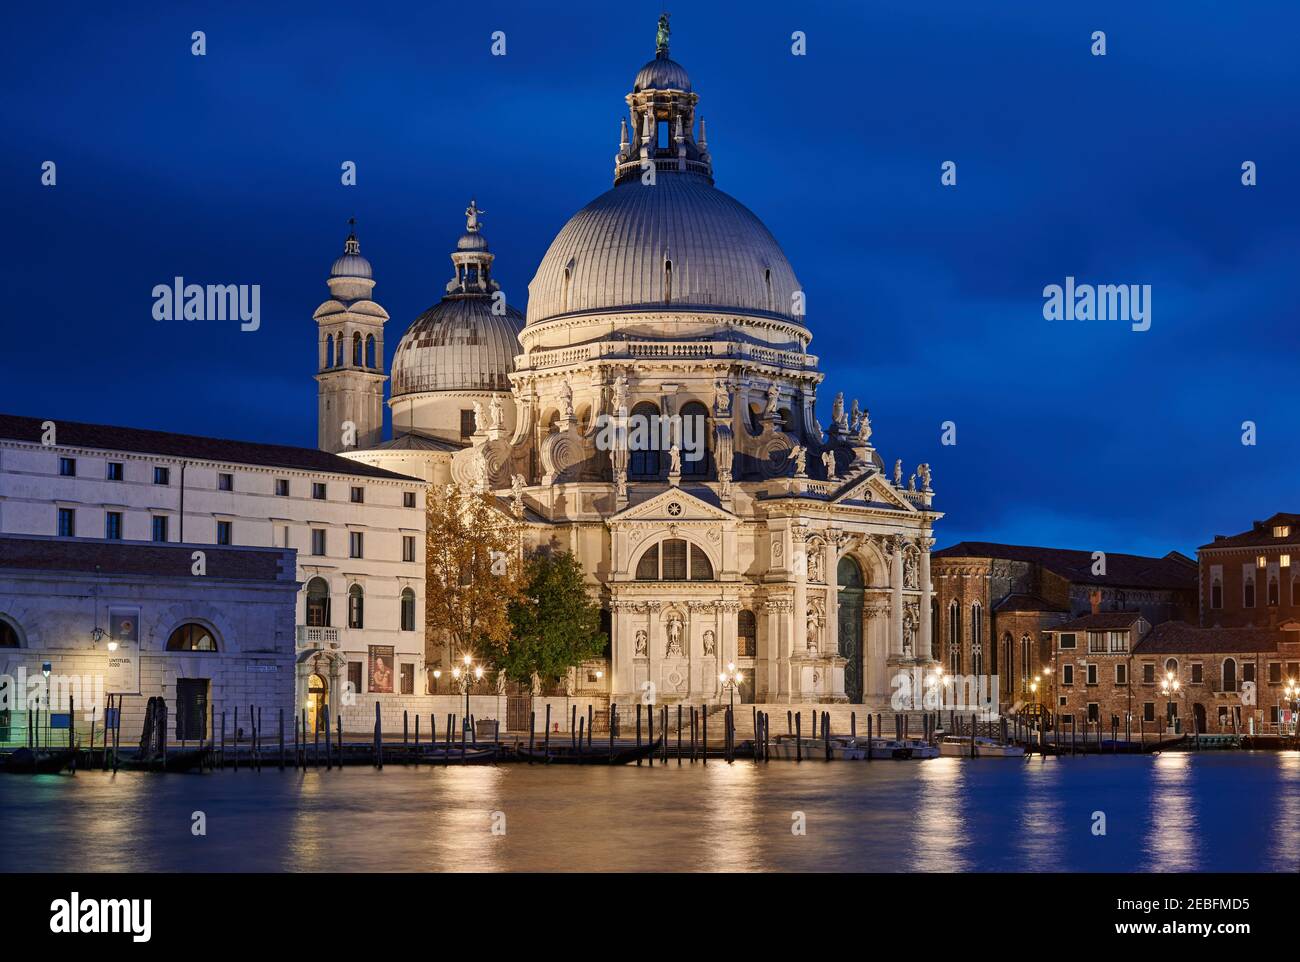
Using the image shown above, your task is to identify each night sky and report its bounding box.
[5,1,1297,557]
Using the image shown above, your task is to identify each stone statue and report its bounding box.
[488,396,504,431]
[807,546,824,583]
[664,613,684,657]
[713,380,731,416]
[668,443,682,475]
[905,552,918,589]
[557,380,573,420]
[855,408,873,444]
[472,401,484,433]
[806,610,819,652]
[656,12,671,54]
[510,473,525,516]
[850,398,861,430]
[909,473,917,492]
[611,374,628,414]
[703,629,715,656]
[530,671,541,696]
[821,450,836,479]
[893,458,903,486]
[635,629,648,656]
[465,198,485,233]
[496,670,508,695]
[919,462,932,491]
[764,383,780,417]
[832,392,846,428]
[789,443,807,476]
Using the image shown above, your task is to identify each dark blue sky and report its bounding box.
[5,1,1298,556]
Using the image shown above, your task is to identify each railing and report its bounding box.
[296,625,340,646]
[522,339,816,372]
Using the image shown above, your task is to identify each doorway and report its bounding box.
[176,678,208,741]
[307,672,329,733]
[837,556,864,702]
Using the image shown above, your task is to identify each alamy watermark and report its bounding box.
[152,277,260,331]
[1043,276,1150,332]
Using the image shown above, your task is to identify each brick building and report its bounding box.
[1199,512,1300,629]
[932,543,1197,712]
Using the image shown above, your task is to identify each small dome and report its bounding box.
[634,54,691,92]
[456,231,489,252]
[330,252,373,279]
[391,298,523,396]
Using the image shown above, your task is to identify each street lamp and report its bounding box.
[719,662,743,711]
[1159,670,1181,733]
[451,653,484,734]
[926,667,944,712]
[1283,679,1298,735]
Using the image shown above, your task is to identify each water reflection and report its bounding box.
[1143,752,1198,872]
[1016,760,1063,870]
[910,758,969,872]
[1267,752,1300,871]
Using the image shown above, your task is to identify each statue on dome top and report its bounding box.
[656,13,671,55]
[465,198,485,233]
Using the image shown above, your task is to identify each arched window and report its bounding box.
[336,336,345,367]
[764,267,773,311]
[1020,634,1031,685]
[352,332,363,366]
[562,266,572,312]
[305,577,330,627]
[628,401,661,479]
[1165,657,1179,676]
[663,258,673,304]
[679,401,710,478]
[1002,633,1014,695]
[635,539,711,581]
[365,334,376,369]
[325,334,334,369]
[971,602,983,677]
[0,619,19,647]
[166,623,217,651]
[1222,658,1237,693]
[400,587,416,632]
[948,601,961,674]
[348,584,364,629]
[738,609,757,657]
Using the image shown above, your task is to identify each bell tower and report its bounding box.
[314,221,388,453]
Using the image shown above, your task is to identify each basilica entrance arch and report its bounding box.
[838,556,864,703]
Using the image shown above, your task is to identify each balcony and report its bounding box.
[296,625,340,648]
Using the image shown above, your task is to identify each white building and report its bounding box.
[0,414,427,731]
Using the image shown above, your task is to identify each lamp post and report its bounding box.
[719,662,743,711]
[1283,679,1298,736]
[1160,671,1181,734]
[926,667,944,713]
[451,653,483,733]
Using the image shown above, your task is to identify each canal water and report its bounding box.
[2,752,1297,872]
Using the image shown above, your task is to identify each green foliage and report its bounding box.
[492,550,605,686]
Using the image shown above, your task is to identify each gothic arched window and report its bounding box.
[948,601,962,674]
[166,623,217,652]
[971,602,983,677]
[679,401,710,478]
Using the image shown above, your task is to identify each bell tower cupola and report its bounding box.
[314,219,389,453]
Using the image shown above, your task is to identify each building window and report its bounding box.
[152,515,168,542]
[679,401,710,478]
[628,402,662,479]
[105,511,122,540]
[276,478,290,496]
[218,472,233,492]
[460,409,476,439]
[1269,662,1282,684]
[1258,555,1267,568]
[306,577,330,627]
[1242,662,1256,683]
[1059,632,1077,650]
[58,457,76,477]
[1190,662,1203,684]
[738,609,757,657]
[57,508,75,537]
[1087,703,1099,723]
[154,466,170,485]
[1244,578,1256,608]
[948,602,962,674]
[1165,658,1178,675]
[1143,702,1156,723]
[311,529,326,556]
[633,539,711,581]
[1115,663,1128,686]
[348,661,363,695]
[1268,576,1280,606]
[166,623,217,651]
[106,461,123,481]
[1142,663,1155,684]
[1282,554,1291,568]
[217,520,232,545]
[400,663,414,695]
[353,332,363,366]
[970,603,983,677]
[312,482,327,500]
[403,536,416,563]
[350,531,364,559]
[1062,664,1074,686]
[1086,663,1098,686]
[348,584,364,629]
[400,588,416,631]
[1275,525,1292,538]
[1060,714,1075,726]
[404,491,417,508]
[1223,657,1238,693]
[350,486,364,504]
[1210,579,1223,609]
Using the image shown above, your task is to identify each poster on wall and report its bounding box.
[367,645,395,694]
[106,607,141,694]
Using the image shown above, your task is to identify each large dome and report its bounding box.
[526,174,803,326]
[391,297,523,396]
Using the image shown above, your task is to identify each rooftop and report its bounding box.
[0,535,295,583]
[0,414,420,482]
[1200,512,1300,550]
[1052,611,1148,632]
[934,541,1197,591]
[1133,621,1290,655]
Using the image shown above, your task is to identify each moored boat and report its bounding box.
[940,736,1025,758]
[2,748,75,774]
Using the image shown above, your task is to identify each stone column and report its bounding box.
[920,537,934,664]
[890,536,904,659]
[611,601,633,699]
[826,534,842,658]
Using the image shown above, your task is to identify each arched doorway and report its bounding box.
[1192,703,1206,734]
[837,556,864,703]
[307,672,329,733]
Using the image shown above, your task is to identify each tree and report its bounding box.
[490,550,606,692]
[424,484,523,672]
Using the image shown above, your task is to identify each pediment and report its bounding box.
[830,471,916,512]
[609,487,735,525]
